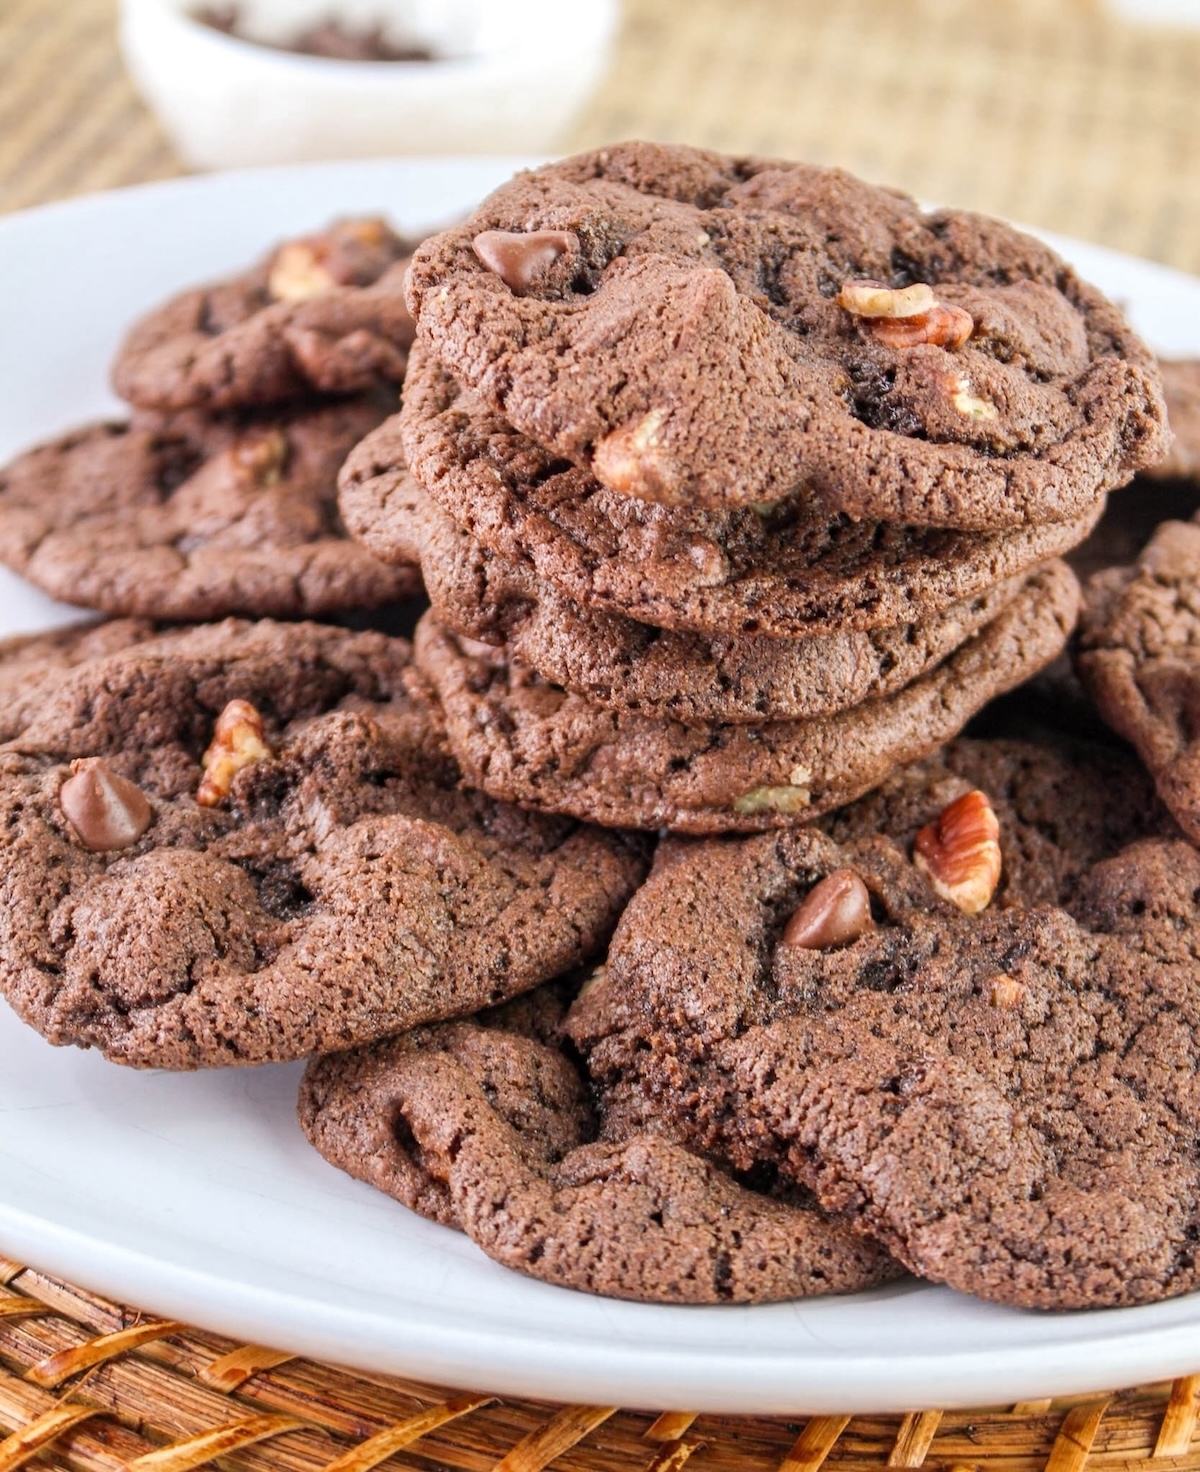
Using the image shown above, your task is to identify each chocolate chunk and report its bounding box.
[472,230,580,294]
[59,759,152,851]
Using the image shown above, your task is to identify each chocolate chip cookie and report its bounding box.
[1144,359,1200,480]
[112,218,416,412]
[356,348,1104,641]
[570,766,1200,1309]
[0,395,418,619]
[299,981,899,1303]
[412,559,1079,832]
[0,619,645,1068]
[1078,517,1200,843]
[405,142,1167,526]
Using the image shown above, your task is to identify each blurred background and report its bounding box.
[2,0,1200,272]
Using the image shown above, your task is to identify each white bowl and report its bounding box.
[118,0,619,168]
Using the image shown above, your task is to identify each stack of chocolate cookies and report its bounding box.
[340,142,1167,833]
[8,143,1200,1317]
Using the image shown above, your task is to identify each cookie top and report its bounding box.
[0,619,159,742]
[412,560,1078,833]
[0,619,645,1068]
[299,981,899,1303]
[345,462,1037,725]
[112,218,416,413]
[0,395,418,619]
[405,143,1167,526]
[366,348,1103,640]
[1077,517,1200,843]
[569,775,1200,1310]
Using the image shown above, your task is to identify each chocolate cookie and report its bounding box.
[1144,360,1200,480]
[412,559,1078,833]
[299,981,899,1303]
[0,619,158,742]
[346,461,1040,724]
[360,348,1104,641]
[405,143,1167,526]
[0,395,418,619]
[1077,518,1200,843]
[0,619,645,1068]
[112,218,416,412]
[569,780,1200,1309]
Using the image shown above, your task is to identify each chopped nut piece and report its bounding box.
[989,974,1027,1010]
[732,783,811,816]
[948,374,999,421]
[60,758,152,852]
[575,963,607,1002]
[782,868,873,949]
[686,537,729,585]
[869,304,975,351]
[837,279,936,319]
[472,229,579,293]
[267,241,338,302]
[197,698,273,806]
[592,408,682,500]
[231,428,289,486]
[913,788,1002,914]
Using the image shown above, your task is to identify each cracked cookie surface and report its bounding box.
[299,981,900,1303]
[569,740,1200,1309]
[112,217,416,412]
[0,394,418,619]
[0,619,645,1068]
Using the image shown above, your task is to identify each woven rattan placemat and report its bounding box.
[4,0,1200,274]
[2,1256,1200,1472]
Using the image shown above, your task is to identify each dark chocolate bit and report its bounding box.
[781,868,873,949]
[472,231,580,294]
[60,758,152,851]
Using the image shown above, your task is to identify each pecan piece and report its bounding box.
[868,304,975,350]
[836,279,936,318]
[197,698,273,806]
[838,277,975,350]
[913,789,1002,914]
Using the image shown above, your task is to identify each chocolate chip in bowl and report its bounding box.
[193,6,436,61]
[118,0,619,167]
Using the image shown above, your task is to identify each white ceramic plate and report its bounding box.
[2,159,1200,1417]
